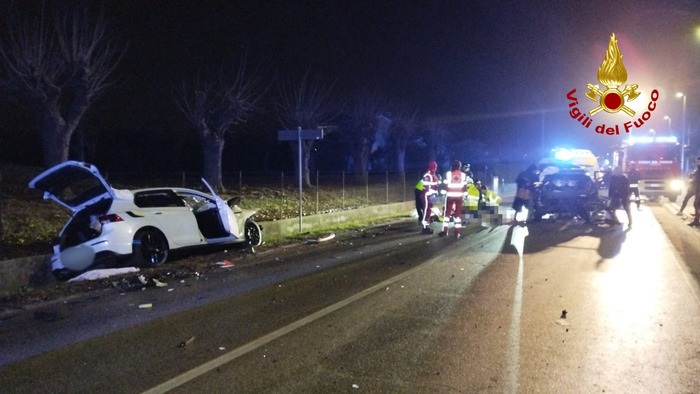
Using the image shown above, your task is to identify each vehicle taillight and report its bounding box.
[98,214,124,223]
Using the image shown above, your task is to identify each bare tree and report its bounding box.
[340,90,389,183]
[424,119,448,164]
[0,5,124,167]
[275,70,337,187]
[175,58,263,191]
[387,106,419,182]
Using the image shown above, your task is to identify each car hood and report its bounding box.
[28,161,115,215]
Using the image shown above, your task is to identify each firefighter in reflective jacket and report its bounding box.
[420,161,440,234]
[440,160,468,238]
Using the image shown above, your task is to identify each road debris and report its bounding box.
[215,260,235,268]
[138,303,153,309]
[306,233,336,244]
[179,336,196,348]
[67,267,140,282]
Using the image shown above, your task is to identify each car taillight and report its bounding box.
[98,214,124,223]
[89,214,123,233]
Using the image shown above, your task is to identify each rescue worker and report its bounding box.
[627,161,642,210]
[687,157,700,227]
[608,166,632,228]
[479,183,502,209]
[414,178,425,224]
[440,160,468,239]
[513,163,539,223]
[479,183,502,226]
[465,179,481,224]
[677,166,697,216]
[420,161,440,234]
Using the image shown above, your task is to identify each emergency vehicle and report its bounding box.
[538,148,600,181]
[612,135,683,202]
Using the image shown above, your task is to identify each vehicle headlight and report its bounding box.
[670,179,683,191]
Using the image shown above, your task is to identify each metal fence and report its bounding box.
[102,170,423,211]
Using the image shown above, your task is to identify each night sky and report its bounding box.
[1,0,700,172]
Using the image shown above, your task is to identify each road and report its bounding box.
[1,202,699,393]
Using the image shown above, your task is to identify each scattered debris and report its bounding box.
[560,310,568,319]
[152,278,168,287]
[215,260,235,268]
[352,384,360,389]
[138,303,153,309]
[179,336,196,348]
[306,233,336,244]
[67,267,140,282]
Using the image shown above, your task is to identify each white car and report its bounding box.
[29,161,262,280]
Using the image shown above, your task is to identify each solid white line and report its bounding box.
[142,263,427,394]
[506,238,524,393]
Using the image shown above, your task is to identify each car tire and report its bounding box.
[245,220,262,246]
[131,228,169,267]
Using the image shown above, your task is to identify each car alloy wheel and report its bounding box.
[132,228,169,267]
[245,221,262,246]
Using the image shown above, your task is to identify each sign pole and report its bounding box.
[297,126,303,232]
[277,127,325,234]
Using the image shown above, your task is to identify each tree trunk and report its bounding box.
[201,134,225,191]
[352,144,369,183]
[38,110,72,168]
[288,140,314,188]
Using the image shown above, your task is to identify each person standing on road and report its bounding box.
[608,166,633,228]
[440,160,468,239]
[420,161,440,234]
[414,177,425,224]
[512,163,539,223]
[677,167,697,216]
[627,161,642,210]
[686,157,700,227]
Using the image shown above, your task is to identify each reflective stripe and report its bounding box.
[629,183,639,187]
[446,191,465,197]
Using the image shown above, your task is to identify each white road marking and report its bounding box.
[142,262,428,393]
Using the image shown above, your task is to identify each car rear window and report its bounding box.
[134,190,186,208]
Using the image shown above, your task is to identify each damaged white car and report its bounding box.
[29,161,262,280]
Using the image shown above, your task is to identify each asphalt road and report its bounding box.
[1,201,699,393]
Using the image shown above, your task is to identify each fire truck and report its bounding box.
[612,135,684,202]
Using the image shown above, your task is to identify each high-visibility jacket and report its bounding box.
[481,188,502,206]
[443,170,467,198]
[415,179,424,191]
[421,171,439,196]
[465,183,481,210]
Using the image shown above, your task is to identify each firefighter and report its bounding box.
[440,160,468,239]
[627,161,642,210]
[420,161,440,234]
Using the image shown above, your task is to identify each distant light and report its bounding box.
[627,135,678,145]
[695,26,700,42]
[676,92,685,98]
[553,148,573,161]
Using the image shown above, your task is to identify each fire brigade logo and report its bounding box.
[585,33,640,116]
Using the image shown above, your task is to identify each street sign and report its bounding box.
[277,128,324,141]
